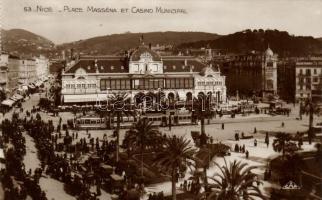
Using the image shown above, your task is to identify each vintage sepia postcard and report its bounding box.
[0,0,321,199]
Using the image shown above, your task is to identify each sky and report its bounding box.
[2,0,322,44]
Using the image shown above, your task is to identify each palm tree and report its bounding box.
[108,92,135,162]
[207,159,265,200]
[195,143,230,192]
[303,98,320,144]
[272,132,296,160]
[193,93,213,135]
[154,136,196,200]
[125,117,161,176]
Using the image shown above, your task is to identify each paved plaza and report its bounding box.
[0,91,320,200]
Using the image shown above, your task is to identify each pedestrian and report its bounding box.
[281,122,285,127]
[254,139,257,147]
[235,144,239,152]
[222,123,225,130]
[245,150,249,159]
[242,144,245,153]
[254,127,257,134]
[235,133,239,141]
[265,132,269,148]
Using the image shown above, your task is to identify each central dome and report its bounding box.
[130,45,161,61]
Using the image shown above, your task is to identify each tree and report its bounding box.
[107,92,135,162]
[206,160,265,200]
[125,117,161,176]
[195,143,230,192]
[193,93,213,135]
[0,88,6,102]
[303,98,320,144]
[272,132,297,160]
[154,136,196,200]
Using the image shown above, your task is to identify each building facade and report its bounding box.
[61,44,226,105]
[295,58,322,103]
[19,58,36,85]
[222,47,278,99]
[0,53,20,96]
[277,59,296,103]
[35,55,49,81]
[0,53,8,91]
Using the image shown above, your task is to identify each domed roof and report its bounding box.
[265,46,274,57]
[130,45,161,61]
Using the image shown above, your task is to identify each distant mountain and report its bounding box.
[177,29,322,57]
[1,29,54,56]
[56,31,220,55]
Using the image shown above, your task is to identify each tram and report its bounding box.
[71,113,194,130]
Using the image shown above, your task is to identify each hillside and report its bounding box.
[177,29,322,57]
[1,29,55,56]
[56,31,220,55]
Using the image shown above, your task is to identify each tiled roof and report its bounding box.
[65,53,206,74]
[65,58,128,73]
[162,58,206,73]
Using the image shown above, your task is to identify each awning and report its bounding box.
[63,94,107,103]
[1,99,15,107]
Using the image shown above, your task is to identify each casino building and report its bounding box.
[61,43,227,106]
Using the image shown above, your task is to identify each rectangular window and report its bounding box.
[125,79,131,89]
[175,79,180,88]
[166,79,171,89]
[77,84,81,89]
[299,69,303,75]
[179,78,185,88]
[189,78,194,88]
[110,79,116,89]
[121,79,126,90]
[149,79,154,89]
[134,79,140,89]
[139,79,145,89]
[66,84,70,89]
[106,80,110,89]
[170,79,176,88]
[115,79,121,90]
[144,79,149,89]
[159,79,164,88]
[314,69,317,74]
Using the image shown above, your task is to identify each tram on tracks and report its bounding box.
[70,112,194,130]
